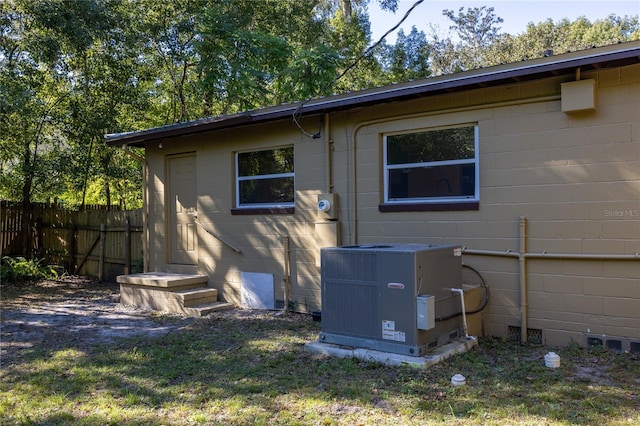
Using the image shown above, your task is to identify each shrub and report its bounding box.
[0,256,62,283]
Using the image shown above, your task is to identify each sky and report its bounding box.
[368,0,640,43]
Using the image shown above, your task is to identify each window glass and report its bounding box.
[384,125,478,203]
[236,147,294,207]
[238,147,293,177]
[387,127,475,164]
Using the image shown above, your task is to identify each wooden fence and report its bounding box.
[0,201,143,282]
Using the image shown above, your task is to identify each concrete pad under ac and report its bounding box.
[305,336,478,368]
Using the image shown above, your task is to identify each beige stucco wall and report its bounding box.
[145,62,640,347]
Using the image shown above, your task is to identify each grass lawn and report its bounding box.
[1,280,639,425]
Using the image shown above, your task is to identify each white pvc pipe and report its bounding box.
[451,288,469,339]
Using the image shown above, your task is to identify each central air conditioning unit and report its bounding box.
[319,244,463,357]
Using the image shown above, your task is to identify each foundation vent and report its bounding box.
[585,333,639,353]
[507,326,543,344]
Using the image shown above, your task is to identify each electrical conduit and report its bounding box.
[462,217,639,344]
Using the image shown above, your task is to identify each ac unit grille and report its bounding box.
[322,280,378,339]
[322,252,377,282]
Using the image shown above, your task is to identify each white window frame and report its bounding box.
[383,124,479,204]
[235,147,295,209]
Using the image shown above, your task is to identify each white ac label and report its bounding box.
[381,320,406,342]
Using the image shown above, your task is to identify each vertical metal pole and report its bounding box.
[519,216,528,343]
[283,236,291,312]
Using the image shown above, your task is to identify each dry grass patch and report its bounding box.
[1,279,639,425]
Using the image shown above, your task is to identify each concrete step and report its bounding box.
[172,288,219,307]
[117,272,208,289]
[183,302,235,317]
[118,272,236,317]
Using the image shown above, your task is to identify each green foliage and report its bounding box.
[437,6,505,72]
[432,9,640,73]
[328,7,387,93]
[378,26,431,82]
[1,0,638,209]
[1,256,61,283]
[1,0,145,208]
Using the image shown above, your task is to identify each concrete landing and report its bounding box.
[117,272,208,288]
[117,272,234,317]
[305,336,478,368]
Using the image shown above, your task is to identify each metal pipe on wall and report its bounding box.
[519,216,528,344]
[462,217,639,344]
[349,95,561,246]
[324,113,333,194]
[526,252,640,260]
[283,236,291,312]
[462,247,639,261]
[462,248,519,258]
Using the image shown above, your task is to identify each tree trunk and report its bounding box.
[341,0,352,20]
[20,142,33,258]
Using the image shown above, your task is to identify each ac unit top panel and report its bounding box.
[323,243,460,254]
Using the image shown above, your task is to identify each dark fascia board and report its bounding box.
[105,41,640,148]
[105,113,252,147]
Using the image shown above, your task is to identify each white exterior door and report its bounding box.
[168,154,197,265]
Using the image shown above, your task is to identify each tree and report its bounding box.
[0,0,75,205]
[494,15,640,64]
[2,0,637,223]
[1,0,148,211]
[134,0,206,124]
[379,26,430,82]
[440,6,504,71]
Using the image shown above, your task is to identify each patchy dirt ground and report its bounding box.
[1,276,197,366]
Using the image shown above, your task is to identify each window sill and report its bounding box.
[231,207,295,215]
[379,201,479,212]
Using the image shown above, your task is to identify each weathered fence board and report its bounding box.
[0,201,143,282]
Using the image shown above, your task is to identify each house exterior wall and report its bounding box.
[146,121,327,312]
[145,62,640,347]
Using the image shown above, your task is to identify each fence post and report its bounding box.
[99,224,106,282]
[69,223,77,273]
[35,216,43,258]
[124,216,131,275]
[21,206,31,259]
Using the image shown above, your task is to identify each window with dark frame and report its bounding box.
[235,147,294,209]
[383,125,479,206]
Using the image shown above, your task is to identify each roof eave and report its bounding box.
[105,41,640,148]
